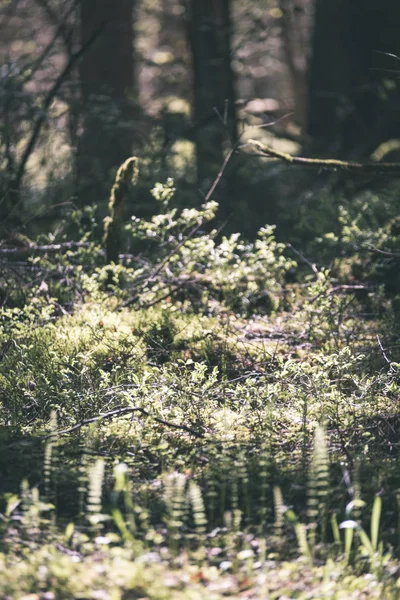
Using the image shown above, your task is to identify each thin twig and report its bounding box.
[204,144,236,203]
[286,243,318,275]
[34,0,77,55]
[367,244,400,258]
[376,334,392,367]
[22,0,78,83]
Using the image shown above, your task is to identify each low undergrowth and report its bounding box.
[1,181,400,598]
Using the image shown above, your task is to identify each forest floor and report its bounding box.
[1,197,400,598]
[1,289,400,599]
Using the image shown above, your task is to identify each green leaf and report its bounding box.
[370,495,382,552]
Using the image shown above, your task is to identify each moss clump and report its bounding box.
[103,156,139,265]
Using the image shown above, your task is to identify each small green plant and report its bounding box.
[111,462,139,545]
[163,471,187,555]
[86,458,107,532]
[307,424,330,547]
[339,495,387,574]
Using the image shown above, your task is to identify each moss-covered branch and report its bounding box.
[247,139,400,173]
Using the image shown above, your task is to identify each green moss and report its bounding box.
[103,156,139,266]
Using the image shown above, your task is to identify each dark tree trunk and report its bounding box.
[280,0,310,133]
[76,0,135,208]
[188,0,237,213]
[307,0,400,159]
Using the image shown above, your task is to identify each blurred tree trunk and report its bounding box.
[280,0,310,132]
[307,0,400,159]
[76,0,135,208]
[187,0,237,215]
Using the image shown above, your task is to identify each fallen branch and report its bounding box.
[44,406,204,439]
[246,139,400,173]
[0,241,90,255]
[366,244,400,258]
[326,284,368,295]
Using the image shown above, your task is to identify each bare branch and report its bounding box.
[43,406,204,439]
[23,0,78,83]
[14,21,106,193]
[326,284,368,295]
[0,241,90,255]
[366,244,400,258]
[34,0,77,55]
[376,334,392,367]
[287,242,318,275]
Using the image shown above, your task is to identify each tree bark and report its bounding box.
[280,0,310,133]
[76,0,135,208]
[307,0,400,159]
[188,0,237,211]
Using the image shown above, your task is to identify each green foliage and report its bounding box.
[143,310,177,364]
[3,178,400,597]
[123,179,295,314]
[315,192,400,321]
[307,424,330,546]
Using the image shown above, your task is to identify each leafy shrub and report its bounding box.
[121,178,296,315]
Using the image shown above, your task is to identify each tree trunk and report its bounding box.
[76,0,135,208]
[307,0,400,158]
[188,0,237,213]
[280,0,311,133]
